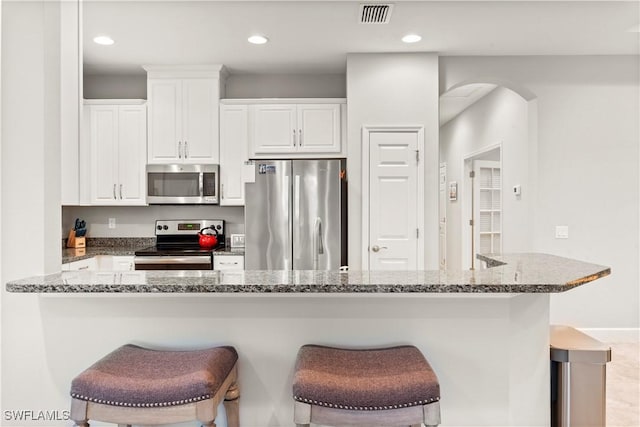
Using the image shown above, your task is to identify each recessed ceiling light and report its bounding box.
[93,36,114,46]
[248,35,269,45]
[402,34,422,44]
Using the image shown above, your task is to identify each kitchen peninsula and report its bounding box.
[5,253,609,427]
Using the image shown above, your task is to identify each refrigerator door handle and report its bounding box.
[316,217,324,255]
[285,174,292,269]
[294,175,301,259]
[313,217,324,270]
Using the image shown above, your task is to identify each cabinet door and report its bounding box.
[220,105,248,206]
[213,255,244,270]
[147,79,181,163]
[90,106,119,204]
[118,106,147,205]
[67,258,98,271]
[112,256,135,271]
[251,104,296,154]
[182,78,219,163]
[296,104,341,153]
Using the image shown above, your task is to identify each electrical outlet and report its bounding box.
[230,234,245,248]
[555,225,568,239]
[108,218,116,229]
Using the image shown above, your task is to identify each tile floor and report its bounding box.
[607,341,640,427]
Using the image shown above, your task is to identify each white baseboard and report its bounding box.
[578,328,640,343]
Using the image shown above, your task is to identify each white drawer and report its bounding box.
[64,257,98,271]
[213,255,244,271]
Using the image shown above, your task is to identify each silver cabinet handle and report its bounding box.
[113,184,116,199]
[178,141,182,159]
[292,129,296,147]
[221,183,224,199]
[299,129,303,146]
[119,184,123,199]
[184,141,189,158]
[371,245,388,252]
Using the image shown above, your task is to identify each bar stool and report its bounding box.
[70,344,239,427]
[292,345,441,427]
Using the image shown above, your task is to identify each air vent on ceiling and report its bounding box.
[359,3,393,24]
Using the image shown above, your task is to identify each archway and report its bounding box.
[439,81,538,270]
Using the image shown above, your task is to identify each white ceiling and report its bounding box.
[83,1,640,76]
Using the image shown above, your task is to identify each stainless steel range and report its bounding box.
[134,219,225,270]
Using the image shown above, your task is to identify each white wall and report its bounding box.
[0,0,3,411]
[82,73,346,100]
[347,53,440,269]
[440,86,532,270]
[1,0,64,422]
[225,73,345,98]
[62,205,245,238]
[83,73,147,99]
[441,56,639,328]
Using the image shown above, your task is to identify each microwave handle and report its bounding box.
[199,172,204,197]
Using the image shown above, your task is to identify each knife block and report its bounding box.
[67,230,86,248]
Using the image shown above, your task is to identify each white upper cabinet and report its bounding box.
[147,79,181,162]
[219,104,249,206]
[144,66,225,165]
[246,99,345,158]
[251,104,297,154]
[181,79,219,162]
[87,101,147,206]
[296,104,341,153]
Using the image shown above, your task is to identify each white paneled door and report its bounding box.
[366,129,421,270]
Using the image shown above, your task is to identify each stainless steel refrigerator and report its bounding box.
[245,159,347,270]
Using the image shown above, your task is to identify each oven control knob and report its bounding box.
[216,225,222,230]
[163,225,169,230]
[156,225,162,231]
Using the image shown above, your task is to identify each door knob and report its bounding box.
[371,245,388,252]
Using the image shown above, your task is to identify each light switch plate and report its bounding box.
[555,225,569,239]
[230,234,245,248]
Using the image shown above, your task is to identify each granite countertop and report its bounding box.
[8,253,609,294]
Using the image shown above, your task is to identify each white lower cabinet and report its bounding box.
[213,255,244,270]
[63,258,98,271]
[62,255,134,272]
[112,256,135,271]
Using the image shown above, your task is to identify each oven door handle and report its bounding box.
[134,256,212,265]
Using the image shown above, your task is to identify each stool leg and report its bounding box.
[70,398,89,427]
[223,383,240,427]
[293,401,311,427]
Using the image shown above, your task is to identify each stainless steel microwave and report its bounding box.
[147,164,219,204]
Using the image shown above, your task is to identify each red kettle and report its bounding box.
[198,226,219,249]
